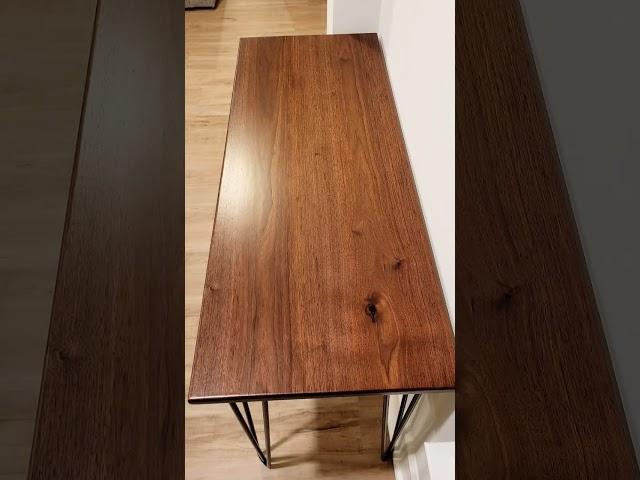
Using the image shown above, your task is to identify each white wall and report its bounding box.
[328,1,455,478]
[326,0,380,34]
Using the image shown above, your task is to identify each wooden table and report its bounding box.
[189,33,455,468]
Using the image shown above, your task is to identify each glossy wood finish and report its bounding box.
[456,0,640,477]
[27,0,184,478]
[189,33,454,403]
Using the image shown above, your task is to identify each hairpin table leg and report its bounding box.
[230,395,418,466]
[229,401,271,467]
[380,394,422,461]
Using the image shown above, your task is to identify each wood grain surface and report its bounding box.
[189,33,454,403]
[27,0,184,478]
[456,0,640,477]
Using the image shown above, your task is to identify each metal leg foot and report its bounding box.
[229,401,271,467]
[380,394,421,461]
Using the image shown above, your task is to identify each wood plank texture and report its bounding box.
[456,0,640,477]
[189,33,454,403]
[27,0,184,478]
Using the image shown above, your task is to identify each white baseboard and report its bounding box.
[394,441,454,480]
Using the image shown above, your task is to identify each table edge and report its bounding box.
[188,386,455,404]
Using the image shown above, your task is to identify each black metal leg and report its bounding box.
[380,394,422,461]
[229,402,269,466]
[380,395,389,457]
[242,402,257,439]
[230,395,419,466]
[262,401,271,468]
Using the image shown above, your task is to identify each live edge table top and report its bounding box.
[188,34,454,404]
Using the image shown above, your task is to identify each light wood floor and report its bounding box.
[185,1,394,478]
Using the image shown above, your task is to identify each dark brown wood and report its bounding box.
[189,34,454,403]
[456,0,639,477]
[28,0,184,478]
[0,2,97,476]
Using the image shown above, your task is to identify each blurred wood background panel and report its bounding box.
[26,0,185,478]
[0,2,97,478]
[456,0,639,477]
